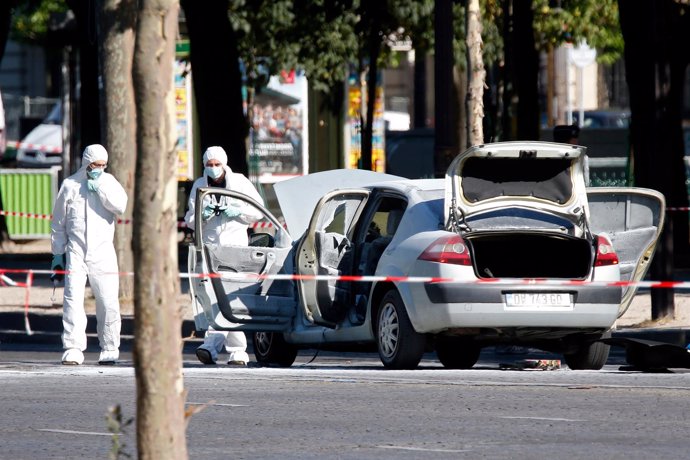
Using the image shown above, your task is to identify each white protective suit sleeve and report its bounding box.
[92,173,128,216]
[51,179,72,255]
[184,177,203,229]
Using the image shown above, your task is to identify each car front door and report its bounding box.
[296,189,370,326]
[188,188,296,332]
[587,187,666,317]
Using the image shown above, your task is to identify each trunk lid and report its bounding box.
[444,141,590,237]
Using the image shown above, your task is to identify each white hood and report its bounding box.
[274,169,403,238]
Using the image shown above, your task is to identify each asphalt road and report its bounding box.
[1,345,689,459]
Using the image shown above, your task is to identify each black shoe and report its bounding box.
[195,347,216,365]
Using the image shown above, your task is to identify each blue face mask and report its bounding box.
[87,168,104,180]
[206,166,223,180]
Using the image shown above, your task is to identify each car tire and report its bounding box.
[252,332,298,367]
[563,332,611,370]
[435,337,481,369]
[377,289,426,369]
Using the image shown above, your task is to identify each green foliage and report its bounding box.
[229,0,298,89]
[291,0,359,92]
[532,0,623,64]
[106,404,133,460]
[391,0,434,52]
[229,0,359,93]
[10,0,68,43]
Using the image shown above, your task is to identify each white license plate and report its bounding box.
[505,292,571,308]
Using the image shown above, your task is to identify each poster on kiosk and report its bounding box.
[249,71,309,187]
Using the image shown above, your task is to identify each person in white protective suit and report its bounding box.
[51,144,128,365]
[184,146,264,366]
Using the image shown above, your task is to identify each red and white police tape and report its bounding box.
[0,209,275,229]
[2,266,689,337]
[6,140,62,154]
[3,266,690,288]
[0,270,34,335]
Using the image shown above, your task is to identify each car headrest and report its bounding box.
[386,209,404,236]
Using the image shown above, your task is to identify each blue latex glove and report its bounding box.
[223,206,241,219]
[202,203,216,220]
[87,179,100,192]
[51,254,65,282]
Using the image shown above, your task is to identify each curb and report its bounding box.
[0,312,202,349]
[613,327,690,347]
[1,312,688,350]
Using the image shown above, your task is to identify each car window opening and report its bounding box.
[461,157,573,204]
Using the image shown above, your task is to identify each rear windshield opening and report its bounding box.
[461,157,573,204]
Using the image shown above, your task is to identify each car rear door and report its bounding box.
[296,189,370,326]
[188,188,296,332]
[587,187,666,317]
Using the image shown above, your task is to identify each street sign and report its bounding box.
[570,42,597,68]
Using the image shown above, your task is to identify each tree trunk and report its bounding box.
[619,0,690,319]
[512,0,539,140]
[0,1,15,63]
[132,1,187,458]
[500,0,514,141]
[0,1,19,248]
[180,0,248,175]
[361,33,380,171]
[413,50,427,129]
[465,0,485,147]
[434,0,456,177]
[67,0,103,150]
[97,0,137,300]
[454,66,467,152]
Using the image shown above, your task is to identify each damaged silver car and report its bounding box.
[188,141,665,370]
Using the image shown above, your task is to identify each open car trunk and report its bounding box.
[465,231,594,279]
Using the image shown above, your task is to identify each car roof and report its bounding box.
[274,169,404,238]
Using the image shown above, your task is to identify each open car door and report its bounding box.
[587,187,666,317]
[188,188,296,332]
[296,189,370,326]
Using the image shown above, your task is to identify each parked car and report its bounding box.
[188,141,665,370]
[16,102,62,168]
[573,110,630,129]
[385,128,434,179]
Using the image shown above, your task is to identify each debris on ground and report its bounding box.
[499,359,561,370]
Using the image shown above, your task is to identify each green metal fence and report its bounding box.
[0,167,60,239]
[588,157,630,187]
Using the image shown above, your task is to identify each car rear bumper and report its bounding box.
[405,282,621,333]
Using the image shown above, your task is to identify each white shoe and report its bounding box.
[62,348,84,365]
[98,349,119,365]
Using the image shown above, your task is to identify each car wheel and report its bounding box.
[435,337,481,369]
[563,333,611,370]
[252,332,298,367]
[377,290,426,369]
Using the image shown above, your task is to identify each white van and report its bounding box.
[16,102,62,168]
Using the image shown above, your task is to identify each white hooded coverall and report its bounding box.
[51,145,128,353]
[184,147,264,363]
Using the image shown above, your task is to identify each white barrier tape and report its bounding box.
[2,267,690,289]
[0,210,275,229]
[6,140,62,154]
[24,271,34,336]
